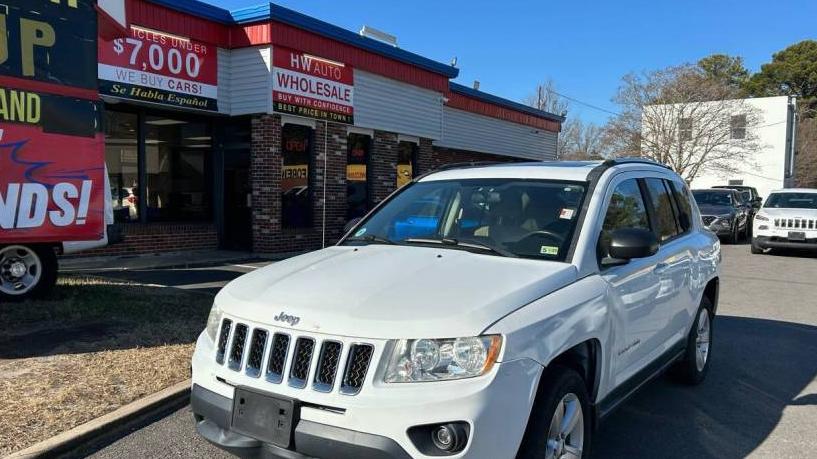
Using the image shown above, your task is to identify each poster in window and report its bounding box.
[282,125,311,228]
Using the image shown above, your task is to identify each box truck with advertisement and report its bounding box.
[0,0,113,301]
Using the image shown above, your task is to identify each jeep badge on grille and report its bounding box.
[274,312,301,326]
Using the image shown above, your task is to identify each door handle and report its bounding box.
[653,262,670,275]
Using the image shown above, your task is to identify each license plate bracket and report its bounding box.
[788,231,806,241]
[231,386,297,448]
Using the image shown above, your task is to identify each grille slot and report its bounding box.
[288,337,315,388]
[265,333,291,384]
[775,218,816,229]
[215,319,232,364]
[701,216,716,226]
[245,329,268,378]
[228,324,249,371]
[340,344,374,395]
[314,341,342,392]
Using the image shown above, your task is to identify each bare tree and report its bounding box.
[525,78,569,116]
[560,120,609,160]
[606,65,764,182]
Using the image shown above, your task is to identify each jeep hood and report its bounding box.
[216,245,577,339]
[759,207,817,219]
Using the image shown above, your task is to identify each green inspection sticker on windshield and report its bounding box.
[540,246,559,256]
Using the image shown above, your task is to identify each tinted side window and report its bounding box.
[599,179,650,259]
[668,181,694,233]
[644,178,680,242]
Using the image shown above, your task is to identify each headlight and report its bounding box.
[384,335,502,383]
[205,302,223,342]
[755,213,770,222]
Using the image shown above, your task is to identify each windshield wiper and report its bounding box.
[403,238,517,258]
[344,234,398,245]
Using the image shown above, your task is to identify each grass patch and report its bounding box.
[0,276,212,455]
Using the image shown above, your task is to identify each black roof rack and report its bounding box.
[433,161,503,172]
[602,157,672,170]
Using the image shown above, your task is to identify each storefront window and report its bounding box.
[282,124,313,228]
[144,116,213,222]
[347,133,371,219]
[397,141,418,188]
[104,111,140,223]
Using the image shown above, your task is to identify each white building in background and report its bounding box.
[643,95,798,200]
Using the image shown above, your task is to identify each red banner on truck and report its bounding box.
[0,0,105,243]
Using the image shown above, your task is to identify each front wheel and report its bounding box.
[750,239,764,254]
[671,298,714,385]
[0,245,58,302]
[518,366,591,459]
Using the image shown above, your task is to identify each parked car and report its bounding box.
[751,188,817,254]
[191,159,721,459]
[693,188,751,243]
[713,185,763,209]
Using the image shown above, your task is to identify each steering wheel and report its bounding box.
[516,230,566,245]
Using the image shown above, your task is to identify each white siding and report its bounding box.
[229,46,272,116]
[438,107,558,160]
[354,70,443,139]
[217,48,231,114]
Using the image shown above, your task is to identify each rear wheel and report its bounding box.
[0,245,58,302]
[671,298,713,385]
[518,366,591,459]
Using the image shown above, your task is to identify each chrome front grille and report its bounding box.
[340,344,374,395]
[701,216,717,226]
[774,218,816,229]
[266,333,290,383]
[289,337,315,388]
[228,324,248,371]
[216,319,375,396]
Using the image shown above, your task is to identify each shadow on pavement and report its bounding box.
[593,315,817,458]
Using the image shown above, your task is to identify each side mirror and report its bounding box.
[608,228,659,261]
[343,217,362,235]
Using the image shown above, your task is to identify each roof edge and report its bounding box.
[449,82,566,122]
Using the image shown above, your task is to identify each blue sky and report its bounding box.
[215,0,816,124]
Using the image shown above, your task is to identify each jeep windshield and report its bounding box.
[342,179,587,261]
[764,192,817,209]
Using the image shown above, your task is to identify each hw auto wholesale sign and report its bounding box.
[98,26,218,111]
[0,0,106,243]
[273,47,354,124]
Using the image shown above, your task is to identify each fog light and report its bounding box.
[433,425,454,450]
[431,423,467,452]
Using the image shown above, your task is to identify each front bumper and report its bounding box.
[753,235,817,251]
[191,332,541,459]
[192,384,411,459]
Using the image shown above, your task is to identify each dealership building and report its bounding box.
[93,0,563,256]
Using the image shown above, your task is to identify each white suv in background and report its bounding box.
[191,159,721,459]
[752,188,817,254]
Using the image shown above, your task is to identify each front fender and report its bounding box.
[484,275,611,388]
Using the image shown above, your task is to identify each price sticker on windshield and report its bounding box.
[540,246,559,256]
[559,208,576,220]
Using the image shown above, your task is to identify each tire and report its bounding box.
[518,366,591,459]
[0,244,58,302]
[750,239,764,254]
[671,297,714,385]
[728,224,739,244]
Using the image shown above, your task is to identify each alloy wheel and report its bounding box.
[695,309,711,371]
[545,392,584,459]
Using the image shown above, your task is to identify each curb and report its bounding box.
[7,379,192,459]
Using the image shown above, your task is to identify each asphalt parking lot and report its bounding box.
[86,244,817,459]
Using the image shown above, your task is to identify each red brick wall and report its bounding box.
[251,115,347,254]
[370,130,399,204]
[71,223,218,257]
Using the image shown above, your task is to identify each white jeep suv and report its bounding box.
[191,159,721,459]
[751,188,817,254]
